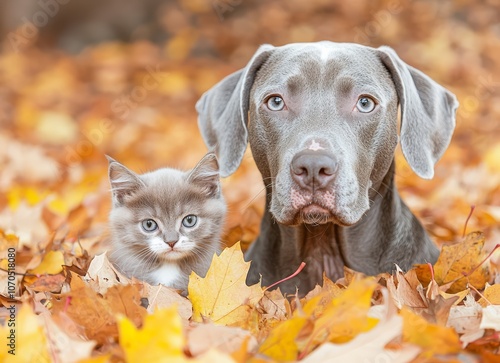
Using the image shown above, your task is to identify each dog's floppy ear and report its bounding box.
[196,44,274,177]
[377,46,459,179]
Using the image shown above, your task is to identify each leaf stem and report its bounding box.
[264,262,306,292]
[462,205,476,238]
[461,244,500,279]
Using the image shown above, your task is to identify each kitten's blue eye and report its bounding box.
[141,219,158,232]
[182,215,197,228]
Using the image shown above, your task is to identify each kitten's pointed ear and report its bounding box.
[187,153,221,198]
[106,155,145,206]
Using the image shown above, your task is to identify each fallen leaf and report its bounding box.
[188,242,263,326]
[51,274,146,344]
[28,250,65,275]
[42,312,96,363]
[257,288,289,322]
[401,307,461,356]
[415,232,490,293]
[0,304,50,362]
[300,273,344,317]
[299,277,379,356]
[187,324,257,357]
[447,294,482,335]
[118,306,190,363]
[139,282,192,320]
[478,283,500,306]
[479,305,500,330]
[27,273,66,292]
[258,316,310,361]
[84,252,128,294]
[302,292,420,363]
[387,265,427,310]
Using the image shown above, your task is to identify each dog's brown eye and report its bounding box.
[266,96,286,111]
[356,96,376,113]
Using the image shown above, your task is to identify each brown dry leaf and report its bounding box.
[420,275,462,325]
[257,288,289,322]
[446,294,483,347]
[27,273,66,292]
[51,275,118,344]
[188,242,263,327]
[139,282,192,321]
[387,265,428,310]
[52,274,146,344]
[42,311,96,363]
[415,232,490,293]
[84,252,129,294]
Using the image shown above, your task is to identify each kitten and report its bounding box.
[106,153,226,294]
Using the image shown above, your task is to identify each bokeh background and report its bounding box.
[0,0,499,256]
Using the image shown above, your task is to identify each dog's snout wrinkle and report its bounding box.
[291,150,337,191]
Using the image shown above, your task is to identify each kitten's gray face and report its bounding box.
[108,154,226,269]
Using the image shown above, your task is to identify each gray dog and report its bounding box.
[196,42,458,294]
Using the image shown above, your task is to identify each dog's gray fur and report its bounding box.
[196,42,458,294]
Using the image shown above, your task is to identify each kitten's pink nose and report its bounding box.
[164,231,179,249]
[166,241,177,249]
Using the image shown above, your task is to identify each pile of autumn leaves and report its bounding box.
[1,229,500,362]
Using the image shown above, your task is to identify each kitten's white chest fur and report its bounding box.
[148,263,183,286]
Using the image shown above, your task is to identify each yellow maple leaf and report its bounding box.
[300,274,344,317]
[478,283,500,307]
[401,307,461,356]
[27,250,65,275]
[259,278,378,361]
[188,242,263,326]
[0,230,19,250]
[259,316,310,361]
[118,306,189,363]
[300,277,379,356]
[0,304,50,362]
[415,232,489,293]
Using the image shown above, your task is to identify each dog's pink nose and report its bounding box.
[291,150,337,190]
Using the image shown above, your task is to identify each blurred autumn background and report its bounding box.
[0,0,499,252]
[0,0,500,361]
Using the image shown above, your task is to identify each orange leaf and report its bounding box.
[401,307,461,356]
[415,232,490,293]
